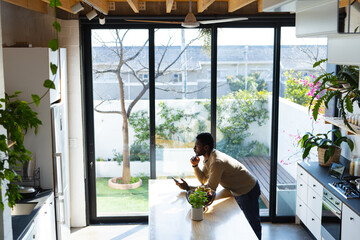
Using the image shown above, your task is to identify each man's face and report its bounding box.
[194,139,207,156]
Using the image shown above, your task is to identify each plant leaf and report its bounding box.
[53,21,61,32]
[49,0,62,7]
[43,79,56,89]
[31,94,41,106]
[50,63,58,75]
[48,39,58,51]
[345,95,353,113]
[313,58,328,68]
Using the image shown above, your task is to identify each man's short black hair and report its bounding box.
[196,132,214,150]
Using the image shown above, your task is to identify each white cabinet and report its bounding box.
[32,193,56,240]
[342,204,360,240]
[296,166,323,240]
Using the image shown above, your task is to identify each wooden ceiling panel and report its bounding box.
[127,0,139,13]
[197,0,215,13]
[228,0,256,12]
[166,0,174,13]
[84,0,109,14]
[5,0,47,13]
[42,0,78,13]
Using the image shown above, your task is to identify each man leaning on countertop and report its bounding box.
[175,132,262,240]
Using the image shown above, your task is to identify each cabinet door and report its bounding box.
[296,195,307,224]
[297,177,308,203]
[306,209,321,240]
[297,166,308,184]
[308,175,323,197]
[307,187,322,219]
[342,204,360,240]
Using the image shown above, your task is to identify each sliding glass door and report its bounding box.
[90,29,150,218]
[154,28,211,179]
[276,27,330,216]
[217,28,274,216]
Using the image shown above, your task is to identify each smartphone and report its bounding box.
[171,176,179,183]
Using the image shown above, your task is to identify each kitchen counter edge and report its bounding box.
[12,189,53,240]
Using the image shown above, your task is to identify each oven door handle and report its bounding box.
[323,198,341,218]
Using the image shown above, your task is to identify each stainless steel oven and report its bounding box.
[321,188,342,240]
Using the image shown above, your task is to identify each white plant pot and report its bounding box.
[191,207,203,221]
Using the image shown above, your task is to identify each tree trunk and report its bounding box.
[118,70,131,184]
[122,117,131,184]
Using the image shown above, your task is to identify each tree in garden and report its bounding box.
[227,72,267,92]
[93,30,200,184]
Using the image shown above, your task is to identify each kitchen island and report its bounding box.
[149,179,257,240]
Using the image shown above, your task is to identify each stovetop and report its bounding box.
[329,179,360,199]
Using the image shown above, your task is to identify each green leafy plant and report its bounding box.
[298,129,354,163]
[0,0,61,209]
[113,149,123,165]
[227,72,267,92]
[284,70,313,106]
[310,59,359,131]
[204,90,269,158]
[188,188,208,209]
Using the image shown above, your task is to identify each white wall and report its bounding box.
[0,1,13,239]
[58,20,87,227]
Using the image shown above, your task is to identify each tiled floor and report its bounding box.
[71,222,312,240]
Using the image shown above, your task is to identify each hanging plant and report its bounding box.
[0,0,61,210]
[309,59,359,131]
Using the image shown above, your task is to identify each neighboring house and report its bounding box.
[92,45,327,100]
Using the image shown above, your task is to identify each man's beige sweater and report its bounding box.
[193,149,257,196]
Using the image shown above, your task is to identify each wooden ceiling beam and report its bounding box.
[83,0,109,14]
[197,0,215,13]
[228,0,256,12]
[127,0,139,13]
[166,0,174,13]
[42,0,79,13]
[257,0,262,12]
[5,0,47,13]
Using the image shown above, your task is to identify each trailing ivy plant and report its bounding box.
[310,59,359,131]
[0,0,61,210]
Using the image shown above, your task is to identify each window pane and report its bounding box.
[217,28,274,217]
[154,28,211,179]
[91,29,150,217]
[277,27,330,216]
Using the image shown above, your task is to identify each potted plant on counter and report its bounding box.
[188,187,208,221]
[298,129,354,167]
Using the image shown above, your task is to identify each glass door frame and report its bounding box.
[81,16,295,224]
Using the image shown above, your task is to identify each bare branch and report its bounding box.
[124,62,146,87]
[94,100,122,115]
[124,38,149,63]
[156,36,199,78]
[157,37,173,74]
[126,83,149,118]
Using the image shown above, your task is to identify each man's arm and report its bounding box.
[205,161,223,191]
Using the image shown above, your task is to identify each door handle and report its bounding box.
[90,161,93,168]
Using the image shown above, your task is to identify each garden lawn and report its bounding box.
[96,176,149,214]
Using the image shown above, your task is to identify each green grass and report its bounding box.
[96,176,149,214]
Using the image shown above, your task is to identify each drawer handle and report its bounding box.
[299,204,302,207]
[300,173,303,176]
[312,218,315,221]
[300,184,303,186]
[335,201,340,205]
[330,197,333,200]
[313,196,316,199]
[313,184,316,187]
[350,217,354,220]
